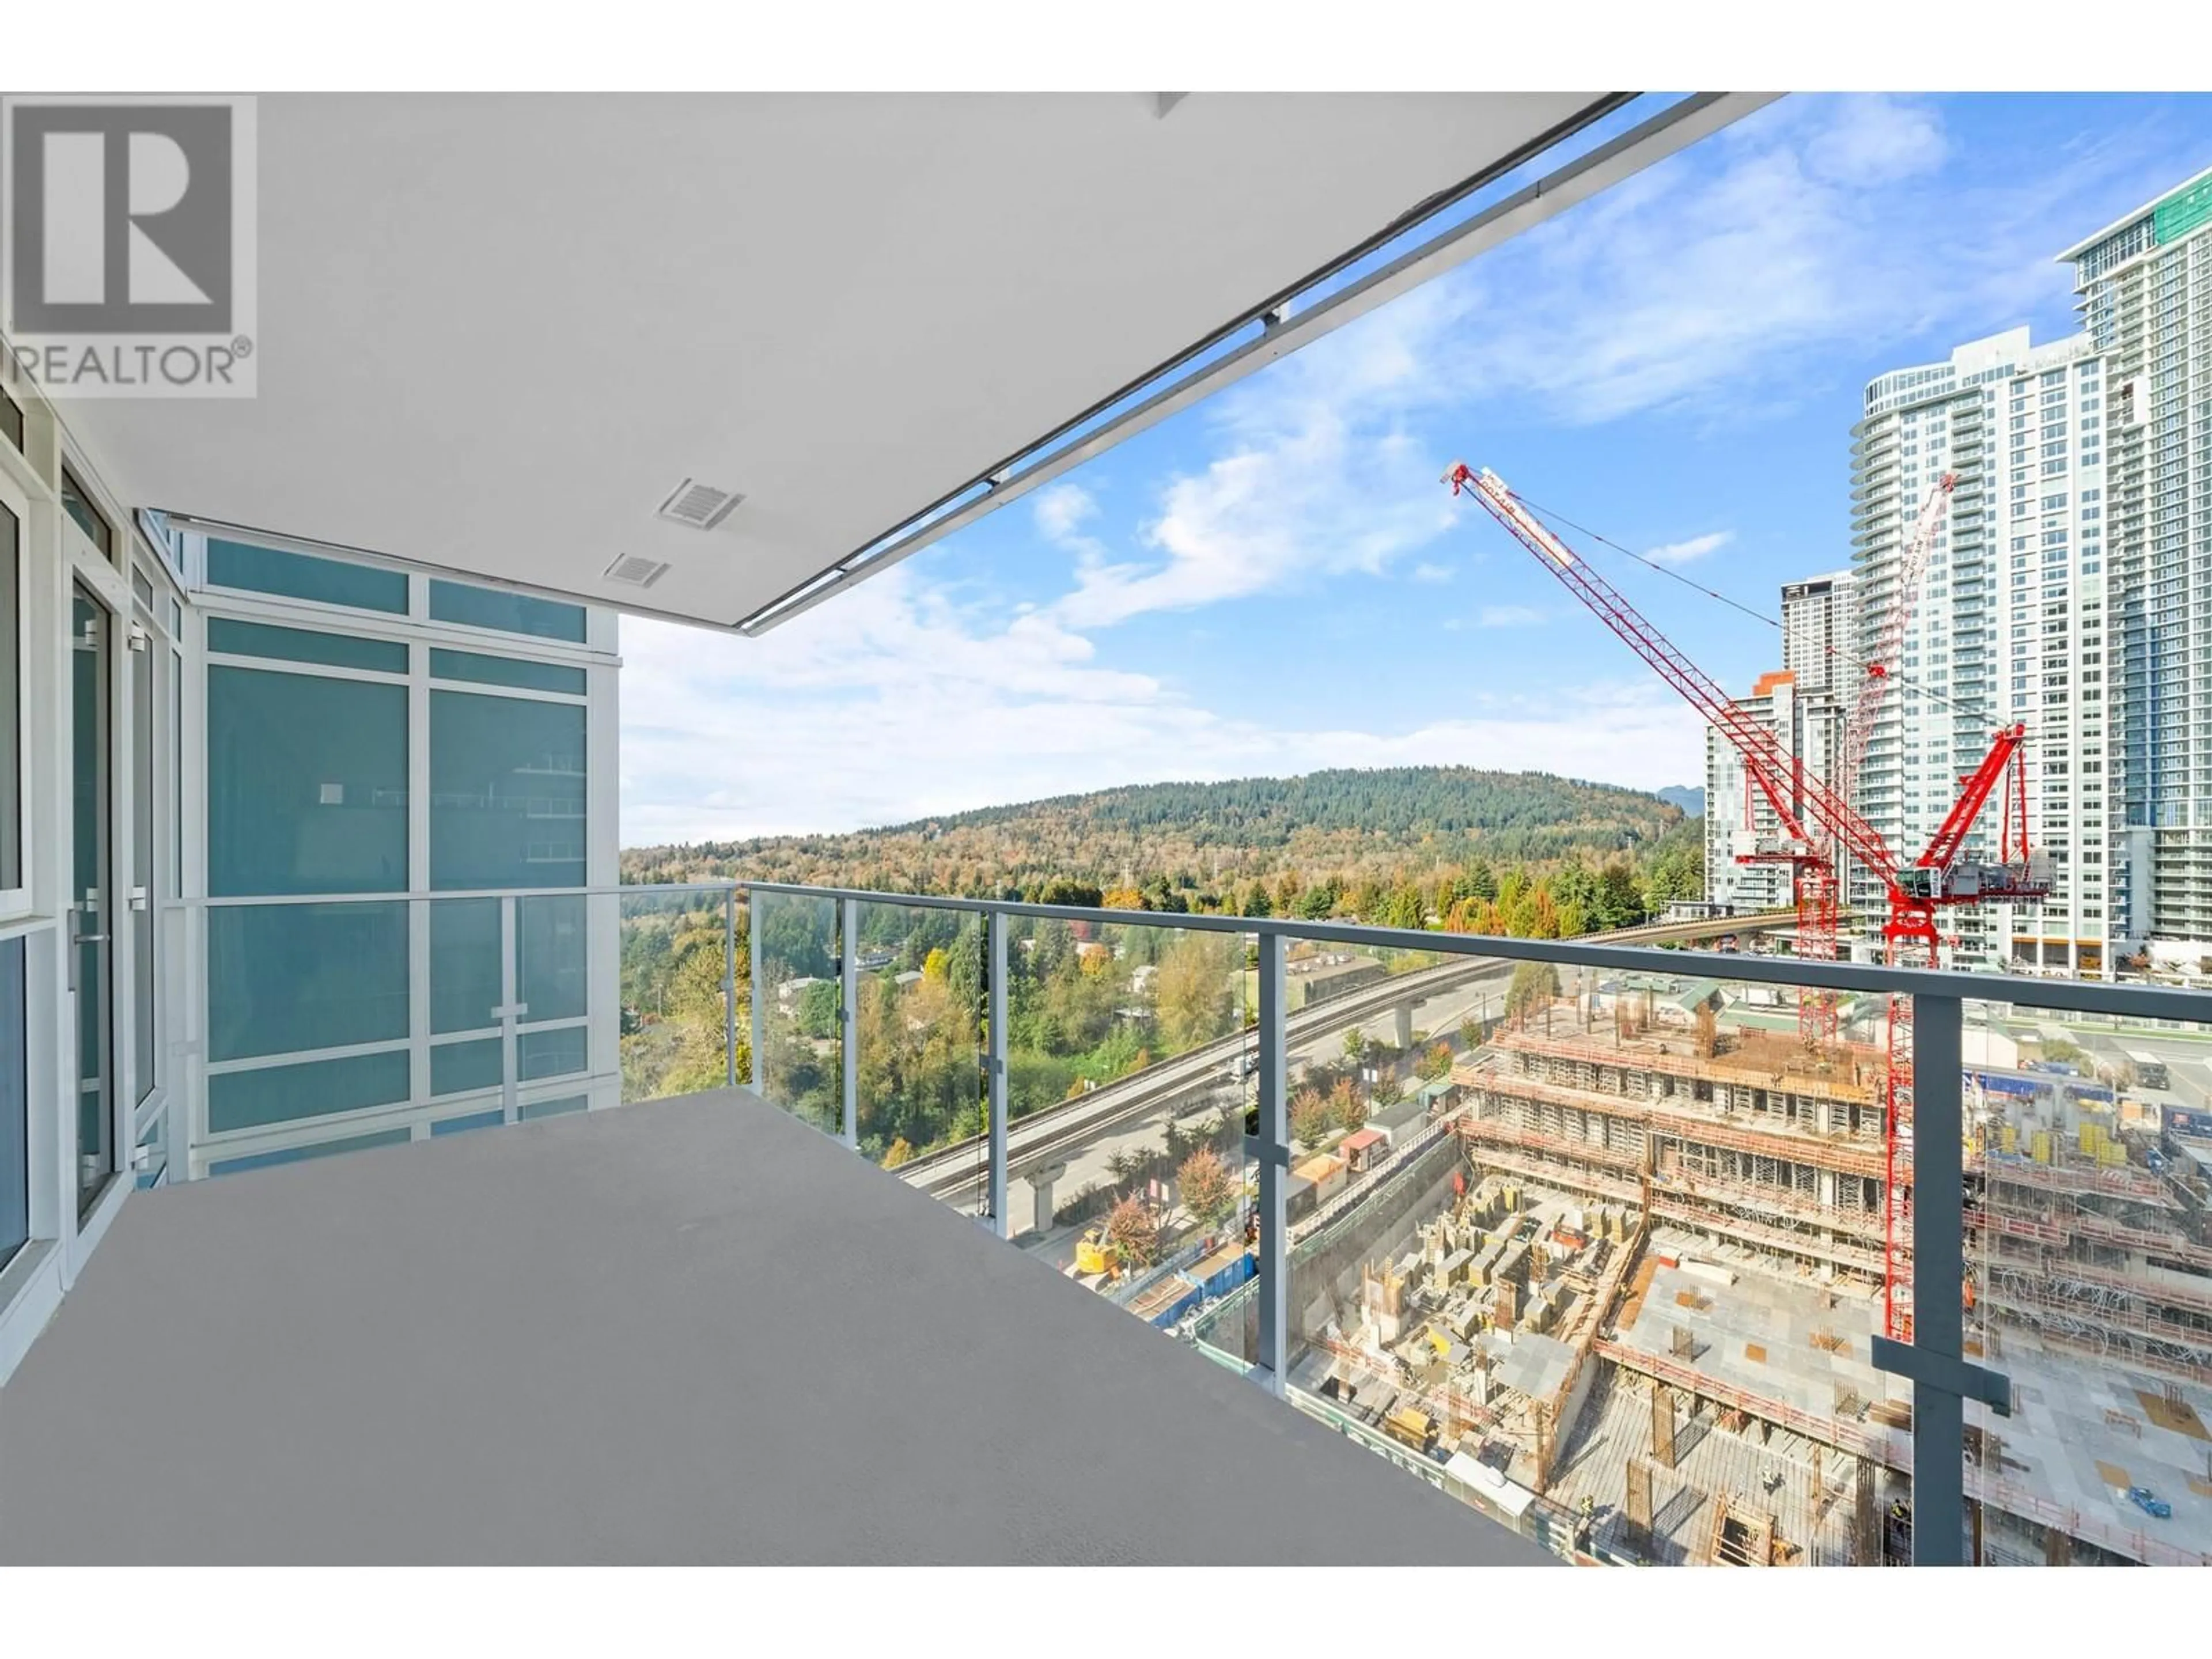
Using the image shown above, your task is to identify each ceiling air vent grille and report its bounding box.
[656,478,745,531]
[602,553,672,589]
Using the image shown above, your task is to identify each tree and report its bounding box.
[1327,1075,1365,1134]
[1104,1195,1160,1270]
[1290,1089,1331,1152]
[1341,1028,1368,1062]
[1372,1074,1406,1108]
[1155,933,1237,1051]
[1416,1041,1453,1082]
[796,978,840,1040]
[1459,1013,1483,1050]
[882,1137,915,1168]
[1178,1146,1238,1234]
[1506,959,1560,1024]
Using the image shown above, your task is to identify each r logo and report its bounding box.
[6,101,234,334]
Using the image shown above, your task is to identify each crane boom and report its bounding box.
[1446,464,1898,882]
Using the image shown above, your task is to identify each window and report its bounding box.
[206,540,408,615]
[60,465,114,560]
[0,387,22,452]
[429,691,586,889]
[207,666,408,895]
[427,581,586,644]
[0,497,20,895]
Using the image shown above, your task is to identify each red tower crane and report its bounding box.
[1442,463,2051,1342]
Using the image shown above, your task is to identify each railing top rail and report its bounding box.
[746,881,2212,1023]
[165,877,2212,1023]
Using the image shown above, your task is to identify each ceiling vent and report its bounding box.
[656,478,745,531]
[602,552,672,590]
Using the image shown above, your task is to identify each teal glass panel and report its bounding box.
[430,1109,503,1137]
[430,1037,502,1097]
[1,937,26,1268]
[428,649,586,696]
[206,1050,409,1134]
[207,1126,411,1176]
[428,579,585,643]
[520,1094,588,1123]
[206,540,407,613]
[429,691,585,889]
[208,618,407,675]
[520,895,587,1022]
[518,1027,586,1081]
[208,902,408,1061]
[208,666,407,895]
[430,899,500,1035]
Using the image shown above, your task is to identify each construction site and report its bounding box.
[1234,975,2212,1567]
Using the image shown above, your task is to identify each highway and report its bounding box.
[899,907,1800,1214]
[903,953,1501,1204]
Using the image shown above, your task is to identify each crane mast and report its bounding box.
[1442,463,2050,1344]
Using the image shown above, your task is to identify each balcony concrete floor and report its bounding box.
[0,1089,1547,1565]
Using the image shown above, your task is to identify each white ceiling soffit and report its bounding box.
[70,92,1770,634]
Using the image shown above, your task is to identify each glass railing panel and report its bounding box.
[615,886,736,1105]
[1961,995,2212,1567]
[1260,941,1925,1564]
[850,902,983,1207]
[751,888,841,1135]
[971,915,1254,1355]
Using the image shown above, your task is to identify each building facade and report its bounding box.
[1,368,619,1378]
[2062,168,2212,971]
[1849,327,2113,974]
[1703,574,1853,916]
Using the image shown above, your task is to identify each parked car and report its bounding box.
[2127,1486,2172,1520]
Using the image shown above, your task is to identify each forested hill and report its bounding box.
[623,766,1699,916]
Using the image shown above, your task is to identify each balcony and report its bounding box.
[10,881,2212,1568]
[1,1077,1526,1566]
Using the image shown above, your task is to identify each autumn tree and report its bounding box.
[1155,932,1237,1051]
[1327,1075,1365,1134]
[1290,1088,1331,1152]
[1104,1195,1160,1269]
[1416,1041,1453,1082]
[1178,1145,1238,1234]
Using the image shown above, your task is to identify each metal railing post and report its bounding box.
[840,895,859,1149]
[1869,992,2008,1566]
[748,889,764,1093]
[722,886,738,1088]
[987,908,1009,1237]
[495,895,523,1125]
[1907,993,1966,1565]
[1253,929,1289,1394]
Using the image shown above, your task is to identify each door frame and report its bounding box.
[66,541,130,1268]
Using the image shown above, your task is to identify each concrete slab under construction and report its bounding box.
[1616,1248,1905,1427]
[1970,1335,2212,1560]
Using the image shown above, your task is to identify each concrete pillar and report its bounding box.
[1395,1001,1414,1051]
[1031,1161,1065,1236]
[1652,1384,1676,1469]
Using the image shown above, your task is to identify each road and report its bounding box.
[901,954,1502,1207]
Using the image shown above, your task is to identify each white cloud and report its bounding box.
[1032,482,1097,543]
[1477,604,1544,629]
[617,584,1700,844]
[1411,561,1453,584]
[1643,531,1733,567]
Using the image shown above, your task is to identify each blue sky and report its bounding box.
[620,92,2212,846]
